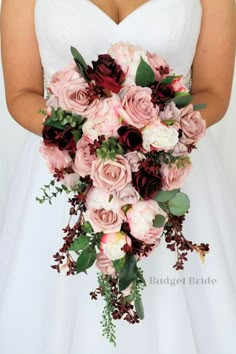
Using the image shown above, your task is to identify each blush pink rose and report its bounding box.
[73,136,96,178]
[91,155,132,193]
[147,52,170,81]
[121,86,158,129]
[180,104,206,145]
[115,183,140,206]
[85,208,126,233]
[58,77,99,117]
[39,142,72,173]
[160,162,192,191]
[82,95,121,140]
[125,152,144,172]
[108,42,149,85]
[95,253,115,275]
[127,200,165,241]
[50,63,82,96]
[100,232,131,260]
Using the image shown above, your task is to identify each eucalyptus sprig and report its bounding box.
[43,107,86,130]
[36,179,70,205]
[96,136,124,161]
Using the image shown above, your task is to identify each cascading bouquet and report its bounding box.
[37,41,210,345]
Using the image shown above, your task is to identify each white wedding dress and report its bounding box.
[0,0,236,353]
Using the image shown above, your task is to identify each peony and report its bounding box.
[180,104,206,145]
[95,253,115,275]
[108,42,149,85]
[87,54,125,94]
[39,142,72,173]
[115,183,140,206]
[58,77,99,118]
[91,155,132,193]
[42,125,76,152]
[147,52,170,81]
[142,121,179,151]
[132,169,162,200]
[73,136,96,178]
[86,187,121,212]
[100,232,131,260]
[160,162,192,191]
[127,200,165,242]
[50,63,82,96]
[117,125,143,151]
[121,86,158,128]
[82,95,121,140]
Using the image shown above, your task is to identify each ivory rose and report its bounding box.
[147,52,170,81]
[115,183,140,206]
[121,86,158,128]
[108,42,149,85]
[142,121,179,151]
[73,136,96,178]
[127,200,165,242]
[160,162,192,191]
[100,232,131,260]
[50,63,82,96]
[82,95,121,140]
[91,155,132,193]
[58,77,99,117]
[95,253,115,275]
[180,104,206,145]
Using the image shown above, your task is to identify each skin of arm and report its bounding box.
[0,0,235,136]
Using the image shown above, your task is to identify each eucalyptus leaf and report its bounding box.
[153,214,166,228]
[44,120,65,130]
[157,201,169,213]
[76,245,96,273]
[69,235,90,252]
[154,189,180,203]
[72,130,82,143]
[168,95,193,108]
[118,254,138,292]
[168,192,190,216]
[193,104,207,111]
[71,46,88,72]
[135,57,155,87]
[135,297,144,320]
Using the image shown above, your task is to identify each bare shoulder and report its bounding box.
[192,0,236,104]
[1,0,43,107]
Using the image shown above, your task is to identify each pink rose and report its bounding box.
[50,63,82,96]
[121,86,158,128]
[147,52,170,81]
[95,253,115,275]
[159,101,181,121]
[125,152,144,172]
[100,232,131,260]
[39,142,72,173]
[73,136,96,178]
[127,200,165,242]
[58,77,99,117]
[115,183,140,206]
[85,208,126,233]
[180,104,206,145]
[82,95,121,140]
[46,94,59,109]
[160,162,192,191]
[173,142,188,156]
[108,42,149,85]
[91,155,132,193]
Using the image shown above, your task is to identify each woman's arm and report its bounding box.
[1,0,46,136]
[191,0,236,128]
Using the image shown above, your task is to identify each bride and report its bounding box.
[0,0,235,353]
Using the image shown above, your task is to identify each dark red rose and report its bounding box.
[151,82,175,110]
[87,54,125,94]
[117,125,143,151]
[42,125,76,152]
[132,169,162,200]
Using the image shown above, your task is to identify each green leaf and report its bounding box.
[135,297,144,320]
[160,75,176,84]
[153,214,166,228]
[157,201,169,213]
[81,221,93,234]
[44,120,65,130]
[112,257,126,274]
[72,130,82,143]
[76,245,96,274]
[168,95,193,108]
[162,119,175,126]
[69,235,90,252]
[168,192,190,216]
[174,91,189,97]
[154,189,180,203]
[71,46,87,72]
[135,57,155,87]
[118,254,138,292]
[193,104,207,111]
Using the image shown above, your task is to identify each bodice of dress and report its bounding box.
[34,0,202,86]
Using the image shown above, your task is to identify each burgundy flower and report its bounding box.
[117,125,143,151]
[42,125,76,152]
[87,54,125,94]
[132,169,162,200]
[151,82,175,109]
